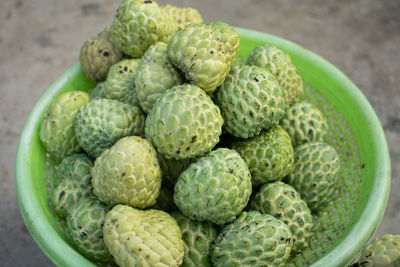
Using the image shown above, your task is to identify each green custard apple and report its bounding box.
[145,84,223,160]
[171,211,218,267]
[280,101,328,147]
[67,196,114,263]
[284,142,341,211]
[162,4,203,30]
[210,211,292,267]
[92,136,162,209]
[356,234,400,266]
[74,98,145,158]
[232,125,294,186]
[80,26,123,82]
[250,181,313,252]
[174,148,252,225]
[135,42,184,113]
[215,64,286,138]
[40,91,90,163]
[89,82,106,100]
[103,205,184,267]
[168,22,240,93]
[246,45,303,106]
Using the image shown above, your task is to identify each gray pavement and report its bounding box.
[1,0,399,266]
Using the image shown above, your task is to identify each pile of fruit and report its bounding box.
[39,0,400,266]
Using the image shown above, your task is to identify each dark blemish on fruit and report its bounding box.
[59,191,65,200]
[191,135,197,143]
[80,232,87,238]
[308,129,314,137]
[119,70,123,74]
[249,111,253,117]
[103,51,109,57]
[280,237,285,241]
[361,163,365,169]
[78,226,82,229]
[186,147,190,151]
[144,0,152,3]
[176,149,180,154]
[122,172,126,176]
[254,77,259,82]
[124,66,128,71]
[286,237,291,243]
[229,168,233,173]
[210,50,214,54]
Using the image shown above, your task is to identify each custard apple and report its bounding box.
[74,98,145,158]
[284,142,341,211]
[210,211,292,267]
[250,181,313,252]
[215,64,286,138]
[89,82,106,100]
[145,84,223,160]
[174,148,252,225]
[103,205,184,267]
[92,136,162,209]
[40,91,90,162]
[162,4,203,30]
[135,42,184,113]
[232,125,294,186]
[168,22,240,93]
[356,234,400,266]
[246,45,303,106]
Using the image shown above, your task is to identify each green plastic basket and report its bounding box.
[15,28,390,266]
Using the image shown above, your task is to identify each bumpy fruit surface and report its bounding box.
[135,42,184,113]
[145,84,223,159]
[168,22,240,93]
[157,154,194,188]
[356,234,400,266]
[103,205,184,267]
[232,125,294,186]
[40,91,90,162]
[250,181,313,252]
[74,98,145,158]
[104,59,140,106]
[111,0,176,57]
[285,142,341,211]
[89,82,106,100]
[67,196,113,263]
[162,4,203,30]
[174,148,252,225]
[80,27,123,82]
[280,101,328,147]
[92,136,162,208]
[246,45,303,106]
[216,65,286,138]
[210,211,292,267]
[171,211,218,267]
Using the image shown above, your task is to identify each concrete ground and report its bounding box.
[1,0,399,266]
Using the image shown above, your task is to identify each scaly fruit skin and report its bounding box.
[104,59,140,106]
[246,45,303,106]
[67,196,114,263]
[250,181,313,252]
[74,98,145,158]
[92,136,162,209]
[285,142,341,211]
[40,91,90,163]
[232,125,294,186]
[216,65,286,138]
[89,82,106,100]
[174,148,252,225]
[135,42,184,113]
[50,154,93,218]
[356,234,400,266]
[171,211,218,267]
[162,4,203,30]
[80,27,123,82]
[103,205,184,267]
[111,0,176,57]
[157,154,195,188]
[280,101,328,147]
[168,22,240,93]
[210,211,292,267]
[145,84,223,160]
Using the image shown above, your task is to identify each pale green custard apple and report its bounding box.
[40,91,90,162]
[104,58,140,106]
[167,22,240,93]
[232,125,294,186]
[67,196,114,263]
[174,148,252,225]
[171,211,218,267]
[150,185,177,212]
[92,136,162,209]
[145,84,223,160]
[80,26,123,82]
[157,154,195,189]
[215,64,286,138]
[356,234,400,266]
[103,205,184,267]
[135,42,184,113]
[111,0,176,57]
[284,142,341,211]
[250,181,313,252]
[74,98,145,158]
[246,45,303,106]
[210,211,292,267]
[280,101,328,147]
[162,4,203,30]
[89,82,106,100]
